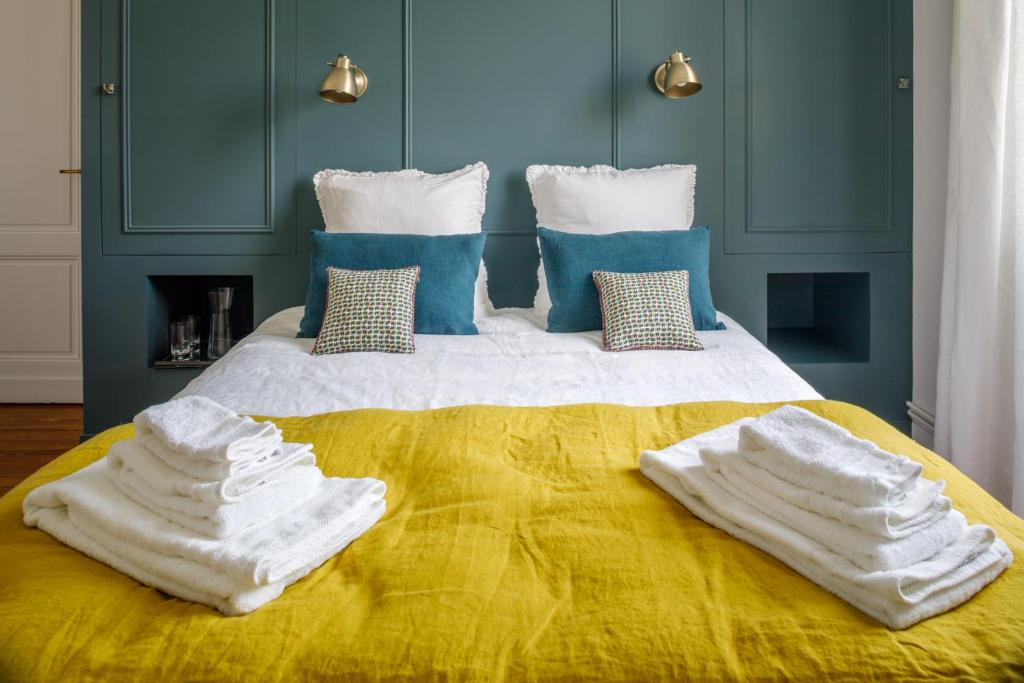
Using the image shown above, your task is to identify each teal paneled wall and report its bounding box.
[82,0,912,434]
[747,2,890,232]
[412,0,614,224]
[127,1,270,229]
[98,0,298,255]
[724,0,911,255]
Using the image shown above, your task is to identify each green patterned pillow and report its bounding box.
[592,270,704,352]
[312,266,420,355]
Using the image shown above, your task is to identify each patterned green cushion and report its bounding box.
[592,270,704,352]
[312,266,420,355]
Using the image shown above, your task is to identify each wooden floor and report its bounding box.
[0,404,83,497]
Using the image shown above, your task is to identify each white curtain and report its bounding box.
[936,0,1024,514]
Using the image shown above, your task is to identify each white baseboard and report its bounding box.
[0,377,82,403]
[906,400,936,433]
[907,400,936,448]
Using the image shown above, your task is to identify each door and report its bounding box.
[0,0,82,402]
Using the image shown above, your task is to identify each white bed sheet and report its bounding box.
[178,307,820,416]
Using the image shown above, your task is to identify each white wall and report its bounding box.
[911,0,954,447]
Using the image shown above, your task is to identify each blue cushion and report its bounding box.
[537,226,725,332]
[298,231,486,337]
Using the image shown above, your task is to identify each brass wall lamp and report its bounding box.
[654,51,702,98]
[320,54,368,103]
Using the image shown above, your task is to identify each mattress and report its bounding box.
[179,307,821,415]
[1,401,1022,681]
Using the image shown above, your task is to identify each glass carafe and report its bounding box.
[207,286,234,360]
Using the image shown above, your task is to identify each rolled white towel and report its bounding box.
[107,441,325,539]
[133,396,281,463]
[738,405,922,507]
[701,448,966,572]
[23,459,387,615]
[711,451,950,540]
[112,438,316,503]
[639,423,1012,629]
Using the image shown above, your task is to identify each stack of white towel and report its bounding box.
[640,405,1013,629]
[23,396,386,616]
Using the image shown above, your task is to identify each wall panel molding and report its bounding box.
[611,0,621,168]
[743,0,892,234]
[724,0,911,255]
[120,0,275,235]
[0,257,80,360]
[0,0,79,233]
[99,0,297,256]
[402,0,412,169]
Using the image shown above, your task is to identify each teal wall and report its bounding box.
[81,0,912,434]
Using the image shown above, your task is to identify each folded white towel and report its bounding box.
[23,459,386,615]
[122,437,316,503]
[640,424,1012,630]
[133,396,282,463]
[710,449,950,540]
[138,436,311,483]
[738,405,924,507]
[108,440,325,539]
[701,448,965,571]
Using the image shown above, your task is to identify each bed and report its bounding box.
[1,310,1022,681]
[179,307,822,414]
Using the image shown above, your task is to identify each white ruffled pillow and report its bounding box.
[525,163,697,315]
[314,162,493,317]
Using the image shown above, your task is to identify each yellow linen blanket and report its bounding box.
[1,400,1022,681]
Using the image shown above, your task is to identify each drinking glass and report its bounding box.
[208,287,234,360]
[184,314,200,359]
[169,321,190,361]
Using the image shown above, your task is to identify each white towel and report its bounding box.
[107,441,325,539]
[23,459,386,616]
[133,396,282,463]
[738,405,923,507]
[640,424,1012,629]
[140,436,313,483]
[710,450,950,540]
[701,448,966,572]
[117,437,317,503]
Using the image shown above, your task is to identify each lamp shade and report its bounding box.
[320,54,368,103]
[655,51,702,99]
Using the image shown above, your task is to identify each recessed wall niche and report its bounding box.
[146,275,254,367]
[766,272,870,364]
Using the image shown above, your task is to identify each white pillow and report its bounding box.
[313,162,494,317]
[525,163,697,314]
